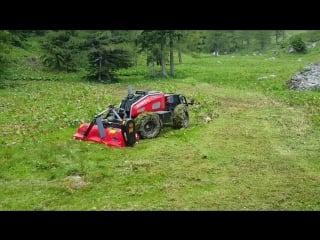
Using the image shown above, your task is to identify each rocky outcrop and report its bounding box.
[287,63,320,90]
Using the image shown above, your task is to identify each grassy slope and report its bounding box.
[0,43,320,210]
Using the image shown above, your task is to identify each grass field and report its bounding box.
[1,49,320,210]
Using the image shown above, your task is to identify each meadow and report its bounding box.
[1,51,320,210]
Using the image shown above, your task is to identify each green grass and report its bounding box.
[1,47,320,210]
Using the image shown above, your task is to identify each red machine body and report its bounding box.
[130,92,165,118]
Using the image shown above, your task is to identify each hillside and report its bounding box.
[0,32,320,210]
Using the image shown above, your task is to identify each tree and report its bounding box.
[0,30,11,87]
[275,30,285,44]
[85,31,133,81]
[183,30,207,53]
[174,30,200,62]
[88,48,132,81]
[169,32,175,76]
[138,30,170,78]
[206,30,227,55]
[168,30,183,76]
[40,31,77,72]
[159,32,168,77]
[254,31,272,51]
[128,30,143,66]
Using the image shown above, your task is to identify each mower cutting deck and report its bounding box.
[74,105,138,147]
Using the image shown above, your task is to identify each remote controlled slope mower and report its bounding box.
[73,89,194,147]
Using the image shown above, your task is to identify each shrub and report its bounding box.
[289,35,307,53]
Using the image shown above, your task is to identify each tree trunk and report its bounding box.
[160,39,168,77]
[98,57,102,81]
[134,54,138,67]
[106,72,111,81]
[169,38,175,76]
[178,47,182,64]
[151,62,155,78]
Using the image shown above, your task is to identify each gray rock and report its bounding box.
[287,63,320,90]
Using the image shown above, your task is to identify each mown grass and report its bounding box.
[1,48,320,210]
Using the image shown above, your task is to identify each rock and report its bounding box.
[64,175,87,190]
[257,76,268,81]
[287,63,320,90]
[257,74,276,81]
[288,47,295,53]
[204,116,212,123]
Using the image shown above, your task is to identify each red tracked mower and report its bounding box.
[73,88,194,147]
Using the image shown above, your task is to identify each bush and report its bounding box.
[289,35,307,53]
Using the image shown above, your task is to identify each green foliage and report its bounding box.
[0,30,12,87]
[280,40,289,49]
[205,30,243,53]
[87,48,133,81]
[275,30,285,44]
[289,35,307,53]
[204,30,274,54]
[137,31,170,77]
[0,31,10,64]
[137,30,182,77]
[40,31,78,72]
[299,30,320,42]
[253,30,272,51]
[6,30,29,48]
[184,30,207,53]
